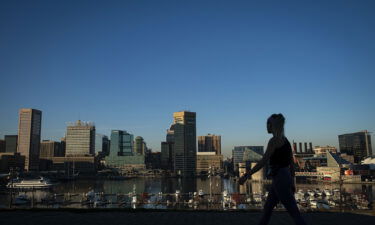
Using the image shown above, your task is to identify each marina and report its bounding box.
[0,177,373,211]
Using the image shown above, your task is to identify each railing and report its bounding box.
[5,190,372,211]
[295,172,325,177]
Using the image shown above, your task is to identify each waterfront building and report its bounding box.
[50,156,97,174]
[313,146,337,155]
[0,140,4,153]
[301,155,327,171]
[292,142,315,171]
[105,154,145,171]
[242,148,266,178]
[95,134,109,156]
[316,152,360,182]
[40,140,63,158]
[5,135,18,153]
[339,130,372,163]
[0,153,25,172]
[105,130,145,171]
[161,142,173,170]
[134,136,146,155]
[198,134,221,155]
[350,164,371,179]
[243,148,263,163]
[232,146,263,171]
[361,157,375,170]
[145,148,159,169]
[316,166,341,181]
[148,152,161,169]
[65,120,95,156]
[17,108,42,171]
[134,136,147,155]
[196,152,223,174]
[173,111,197,177]
[340,153,355,164]
[223,158,234,174]
[135,136,143,155]
[142,142,147,154]
[327,151,352,167]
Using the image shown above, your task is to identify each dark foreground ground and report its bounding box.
[0,209,374,225]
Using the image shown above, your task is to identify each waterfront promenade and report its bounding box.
[0,210,374,225]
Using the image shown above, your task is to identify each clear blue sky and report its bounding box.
[1,0,374,157]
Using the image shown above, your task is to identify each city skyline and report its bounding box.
[1,1,375,156]
[0,108,373,158]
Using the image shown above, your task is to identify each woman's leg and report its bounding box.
[274,168,307,225]
[258,186,279,225]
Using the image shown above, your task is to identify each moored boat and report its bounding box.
[7,177,54,189]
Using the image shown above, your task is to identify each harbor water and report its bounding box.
[0,177,373,211]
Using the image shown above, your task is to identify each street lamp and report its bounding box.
[9,167,14,208]
[208,165,212,205]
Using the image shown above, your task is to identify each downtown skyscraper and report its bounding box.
[173,111,196,177]
[17,108,42,171]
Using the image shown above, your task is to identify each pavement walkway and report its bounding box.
[0,210,374,225]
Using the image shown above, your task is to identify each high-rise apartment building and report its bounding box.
[5,135,18,153]
[198,134,221,155]
[339,130,372,163]
[17,108,42,171]
[65,120,95,156]
[173,111,196,177]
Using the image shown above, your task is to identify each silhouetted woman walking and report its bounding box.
[239,114,307,225]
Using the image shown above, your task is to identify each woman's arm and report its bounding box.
[290,151,296,192]
[248,138,276,175]
[289,153,296,177]
[239,137,281,184]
